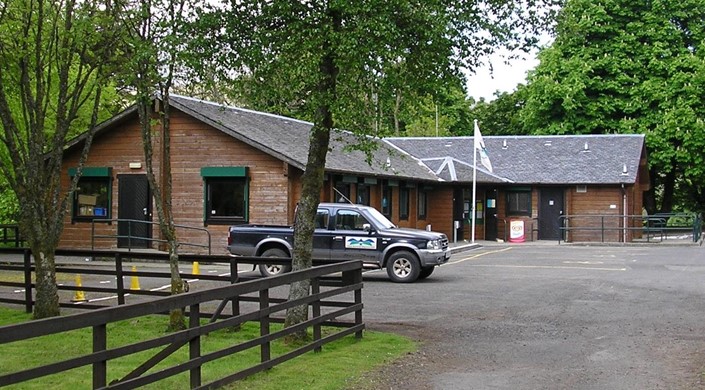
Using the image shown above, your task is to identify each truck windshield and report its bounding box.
[366,207,396,229]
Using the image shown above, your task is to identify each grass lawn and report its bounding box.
[0,306,414,389]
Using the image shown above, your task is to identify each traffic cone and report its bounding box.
[130,266,140,290]
[191,261,200,275]
[72,274,87,302]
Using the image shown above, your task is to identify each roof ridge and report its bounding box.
[386,134,644,140]
[169,94,314,126]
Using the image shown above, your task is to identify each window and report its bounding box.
[335,209,368,231]
[417,189,427,220]
[381,182,392,219]
[334,181,351,203]
[70,167,112,222]
[356,184,370,205]
[399,185,409,220]
[315,209,330,229]
[506,190,531,216]
[202,167,248,225]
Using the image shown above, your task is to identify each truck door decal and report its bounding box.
[345,237,377,249]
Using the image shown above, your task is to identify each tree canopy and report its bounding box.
[190,0,559,336]
[520,0,705,213]
[0,0,122,318]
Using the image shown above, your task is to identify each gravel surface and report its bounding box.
[349,244,705,390]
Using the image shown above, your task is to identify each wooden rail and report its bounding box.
[0,249,364,389]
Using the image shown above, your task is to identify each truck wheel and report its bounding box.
[386,251,421,283]
[418,266,435,280]
[259,248,292,277]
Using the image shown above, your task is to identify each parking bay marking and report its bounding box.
[448,247,513,265]
[466,264,627,272]
[449,248,626,271]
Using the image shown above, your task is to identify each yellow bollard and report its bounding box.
[72,274,87,302]
[130,266,140,290]
[191,261,200,275]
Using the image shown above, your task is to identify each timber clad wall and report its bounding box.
[427,188,453,240]
[567,186,624,242]
[61,119,149,250]
[494,188,540,242]
[169,111,290,252]
[60,110,292,254]
[59,103,649,251]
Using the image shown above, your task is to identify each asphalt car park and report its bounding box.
[357,243,705,389]
[2,243,705,389]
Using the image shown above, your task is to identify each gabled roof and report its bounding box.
[66,95,440,182]
[385,134,646,185]
[169,96,440,182]
[68,95,647,186]
[420,157,511,183]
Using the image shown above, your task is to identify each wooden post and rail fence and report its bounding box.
[0,248,364,388]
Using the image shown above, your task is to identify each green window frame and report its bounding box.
[69,167,112,222]
[201,167,249,225]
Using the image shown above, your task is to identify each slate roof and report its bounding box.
[169,96,440,182]
[68,95,646,186]
[385,135,646,185]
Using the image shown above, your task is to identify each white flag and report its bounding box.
[474,120,493,172]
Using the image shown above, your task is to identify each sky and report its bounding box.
[465,49,541,102]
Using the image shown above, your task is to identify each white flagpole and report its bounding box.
[472,120,478,243]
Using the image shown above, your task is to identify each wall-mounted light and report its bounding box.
[129,162,142,169]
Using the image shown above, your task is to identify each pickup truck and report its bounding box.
[227,203,451,283]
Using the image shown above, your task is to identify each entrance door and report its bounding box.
[117,175,152,248]
[538,187,564,240]
[485,188,498,241]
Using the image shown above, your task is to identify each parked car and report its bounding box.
[227,203,450,282]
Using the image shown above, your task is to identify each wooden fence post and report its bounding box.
[189,304,201,388]
[93,323,107,388]
[259,289,270,363]
[312,277,321,352]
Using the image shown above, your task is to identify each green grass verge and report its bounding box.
[0,306,414,389]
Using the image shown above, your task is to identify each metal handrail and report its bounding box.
[558,213,701,244]
[91,218,212,254]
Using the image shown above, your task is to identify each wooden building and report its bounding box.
[59,96,649,252]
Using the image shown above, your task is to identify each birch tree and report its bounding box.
[0,0,121,318]
[119,0,194,331]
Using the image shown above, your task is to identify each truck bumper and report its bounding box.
[418,248,451,267]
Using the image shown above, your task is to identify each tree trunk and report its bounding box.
[644,167,658,215]
[660,169,676,213]
[394,92,402,136]
[168,247,186,331]
[137,96,186,331]
[32,248,60,318]
[283,8,339,342]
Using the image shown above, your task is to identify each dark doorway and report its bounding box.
[117,174,152,248]
[453,188,464,242]
[485,188,498,241]
[538,187,564,240]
